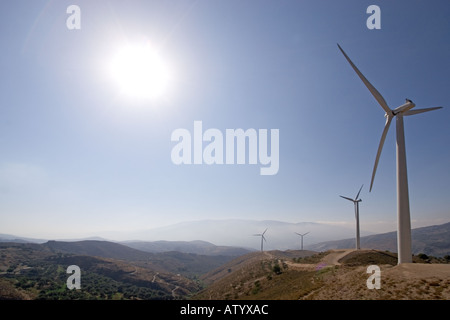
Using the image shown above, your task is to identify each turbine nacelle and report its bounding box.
[392,99,415,115]
[340,184,363,203]
[254,228,268,251]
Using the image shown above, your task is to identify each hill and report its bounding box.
[44,240,153,261]
[42,240,240,278]
[122,240,251,256]
[307,222,450,257]
[193,249,450,300]
[0,242,200,300]
[200,249,317,286]
[119,219,368,250]
[0,234,46,244]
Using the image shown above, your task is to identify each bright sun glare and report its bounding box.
[109,42,171,100]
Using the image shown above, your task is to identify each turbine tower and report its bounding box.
[253,228,267,252]
[340,185,363,250]
[294,232,310,250]
[338,44,443,264]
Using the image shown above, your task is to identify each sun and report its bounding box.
[109,42,171,100]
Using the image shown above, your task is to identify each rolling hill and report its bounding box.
[193,249,450,300]
[307,222,450,257]
[44,240,153,261]
[117,219,368,250]
[0,242,200,300]
[121,240,251,256]
[41,240,242,277]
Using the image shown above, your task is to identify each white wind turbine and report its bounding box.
[340,185,363,250]
[253,228,267,252]
[294,232,310,251]
[338,44,443,264]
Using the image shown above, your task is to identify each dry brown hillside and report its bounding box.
[193,249,450,300]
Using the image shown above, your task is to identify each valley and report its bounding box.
[1,221,450,300]
[0,241,237,300]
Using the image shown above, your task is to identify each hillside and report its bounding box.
[44,240,153,261]
[122,240,251,256]
[0,239,251,300]
[123,219,365,250]
[0,242,200,300]
[307,222,450,257]
[193,249,450,300]
[42,240,239,278]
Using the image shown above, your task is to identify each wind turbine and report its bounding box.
[294,232,309,250]
[338,44,443,264]
[253,228,267,252]
[340,184,363,250]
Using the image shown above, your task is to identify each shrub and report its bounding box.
[417,253,429,260]
[272,264,282,275]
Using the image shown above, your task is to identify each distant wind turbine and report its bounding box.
[338,44,443,264]
[253,228,267,252]
[294,232,310,250]
[340,184,363,250]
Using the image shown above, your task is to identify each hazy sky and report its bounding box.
[1,0,449,240]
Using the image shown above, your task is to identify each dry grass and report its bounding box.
[194,249,450,300]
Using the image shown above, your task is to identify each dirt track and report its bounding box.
[298,250,450,300]
[320,249,355,266]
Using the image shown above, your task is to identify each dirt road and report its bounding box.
[320,249,355,266]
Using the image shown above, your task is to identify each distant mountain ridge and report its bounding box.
[0,219,367,251]
[44,240,152,261]
[122,240,251,256]
[0,233,252,257]
[3,220,450,256]
[0,234,47,244]
[40,240,243,277]
[307,222,450,257]
[122,219,368,250]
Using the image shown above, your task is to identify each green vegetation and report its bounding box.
[4,259,172,300]
[417,253,429,260]
[0,243,199,300]
[292,251,328,264]
[3,242,450,301]
[412,253,450,264]
[272,263,282,275]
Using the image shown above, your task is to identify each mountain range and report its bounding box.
[2,221,450,300]
[2,219,450,256]
[307,222,450,257]
[122,240,250,256]
[112,219,370,250]
[41,240,243,277]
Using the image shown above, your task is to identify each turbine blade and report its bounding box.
[370,115,393,192]
[262,228,268,235]
[404,106,443,116]
[340,195,355,202]
[262,235,267,242]
[355,184,364,200]
[337,44,391,114]
[303,232,310,236]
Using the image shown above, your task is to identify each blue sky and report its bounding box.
[0,0,449,240]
